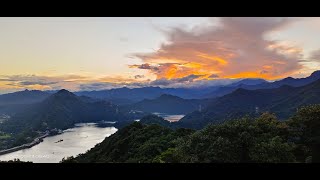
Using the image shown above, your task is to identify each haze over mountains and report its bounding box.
[0,89,141,133]
[74,87,213,104]
[0,89,50,105]
[70,70,320,104]
[125,94,209,114]
[180,78,320,129]
[0,70,320,132]
[1,70,320,163]
[203,70,320,98]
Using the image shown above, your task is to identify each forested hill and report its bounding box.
[125,94,209,114]
[62,105,320,163]
[180,79,320,129]
[0,89,136,133]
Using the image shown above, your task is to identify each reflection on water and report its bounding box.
[152,113,185,122]
[0,123,117,163]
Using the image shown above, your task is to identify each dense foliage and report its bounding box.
[61,122,194,163]
[287,104,320,162]
[62,105,320,163]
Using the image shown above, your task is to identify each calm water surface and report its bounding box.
[152,113,185,122]
[0,114,182,163]
[0,123,117,163]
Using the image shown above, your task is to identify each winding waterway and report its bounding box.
[0,123,117,163]
[0,114,184,163]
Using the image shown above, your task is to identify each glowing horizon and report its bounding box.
[1,17,320,93]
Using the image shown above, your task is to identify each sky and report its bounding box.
[0,17,320,93]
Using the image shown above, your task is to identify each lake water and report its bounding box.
[152,113,185,122]
[0,114,183,163]
[0,123,117,163]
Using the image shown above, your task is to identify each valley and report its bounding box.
[1,70,320,163]
[2,17,320,165]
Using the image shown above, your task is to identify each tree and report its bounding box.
[288,104,320,162]
[174,113,295,163]
[153,148,182,163]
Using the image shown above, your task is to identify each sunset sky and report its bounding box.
[1,17,320,93]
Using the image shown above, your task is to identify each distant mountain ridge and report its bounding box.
[0,89,137,133]
[0,89,50,105]
[126,94,209,114]
[204,70,320,98]
[74,79,273,103]
[1,71,319,105]
[76,87,207,105]
[180,78,320,129]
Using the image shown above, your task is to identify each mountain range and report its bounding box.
[204,70,320,98]
[125,94,209,114]
[0,89,50,105]
[0,90,139,133]
[1,70,320,132]
[179,78,320,129]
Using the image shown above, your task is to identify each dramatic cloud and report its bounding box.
[130,17,303,80]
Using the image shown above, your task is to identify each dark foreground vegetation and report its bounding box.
[62,104,320,163]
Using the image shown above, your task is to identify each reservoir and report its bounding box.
[152,112,185,122]
[0,123,117,163]
[0,114,182,163]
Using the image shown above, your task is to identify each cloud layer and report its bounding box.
[0,17,313,93]
[0,74,89,92]
[0,73,239,93]
[130,17,303,80]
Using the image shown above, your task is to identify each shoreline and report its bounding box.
[0,132,50,156]
[0,124,118,163]
[0,122,114,156]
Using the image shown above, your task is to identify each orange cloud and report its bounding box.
[197,52,228,65]
[225,71,271,79]
[131,17,303,80]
